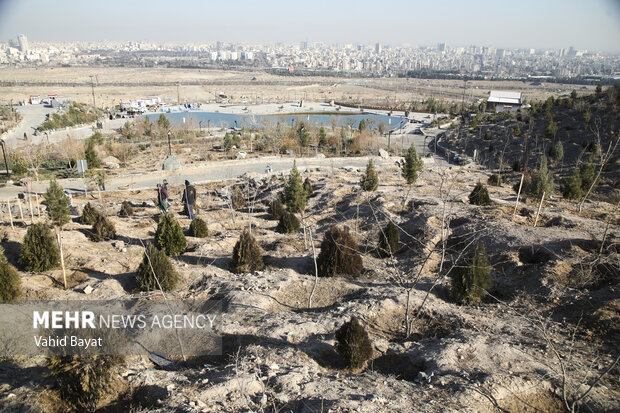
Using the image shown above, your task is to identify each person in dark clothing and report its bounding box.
[182,180,197,219]
[162,179,171,203]
[157,184,169,213]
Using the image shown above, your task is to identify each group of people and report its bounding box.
[156,179,197,219]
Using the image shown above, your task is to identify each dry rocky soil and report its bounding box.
[0,158,618,412]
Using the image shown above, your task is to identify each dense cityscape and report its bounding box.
[2,34,619,82]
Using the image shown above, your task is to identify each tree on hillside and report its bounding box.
[400,145,423,207]
[378,122,389,135]
[562,167,583,200]
[89,131,104,145]
[549,141,564,162]
[0,246,21,300]
[378,221,400,258]
[527,155,554,200]
[231,229,264,273]
[281,161,307,213]
[402,145,423,185]
[451,243,493,305]
[157,114,170,131]
[579,156,597,192]
[545,120,557,139]
[157,113,171,139]
[121,121,134,139]
[334,317,373,369]
[578,133,618,213]
[318,126,327,147]
[142,116,152,136]
[340,127,348,155]
[469,182,491,206]
[360,159,379,192]
[44,181,71,288]
[297,122,310,156]
[84,139,101,168]
[595,84,602,96]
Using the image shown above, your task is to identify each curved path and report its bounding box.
[1,104,128,146]
[0,155,402,202]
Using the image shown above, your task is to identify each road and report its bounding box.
[0,155,403,202]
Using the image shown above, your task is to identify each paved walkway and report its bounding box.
[1,104,127,146]
[0,155,403,202]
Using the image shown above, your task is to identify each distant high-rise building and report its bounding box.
[375,43,382,54]
[300,41,308,50]
[496,48,505,58]
[216,41,223,50]
[17,34,28,53]
[437,42,446,52]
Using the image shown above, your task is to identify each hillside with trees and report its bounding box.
[441,84,619,204]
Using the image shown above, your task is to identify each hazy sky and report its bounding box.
[1,0,619,52]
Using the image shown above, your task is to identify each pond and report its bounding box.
[143,111,408,131]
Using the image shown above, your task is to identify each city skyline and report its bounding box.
[1,0,620,53]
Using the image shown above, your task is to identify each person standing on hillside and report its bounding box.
[182,180,197,219]
[157,184,169,213]
[162,179,171,203]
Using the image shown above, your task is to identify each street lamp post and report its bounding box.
[199,121,203,133]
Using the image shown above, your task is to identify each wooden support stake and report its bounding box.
[513,173,524,217]
[35,192,41,216]
[533,192,545,227]
[17,198,24,222]
[307,226,319,309]
[56,230,67,289]
[27,191,34,224]
[302,210,307,250]
[7,200,14,230]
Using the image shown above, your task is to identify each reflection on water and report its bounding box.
[144,111,407,131]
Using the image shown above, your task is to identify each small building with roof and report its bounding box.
[487,91,522,112]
